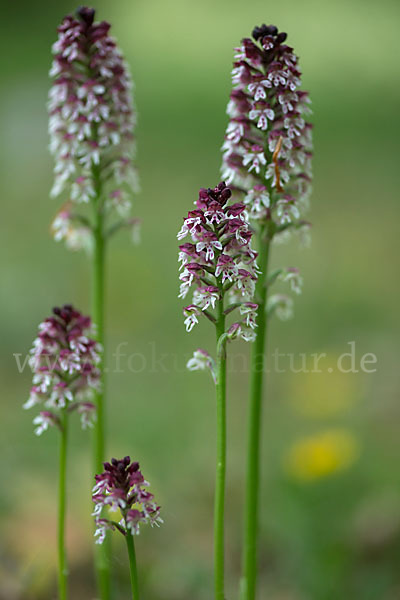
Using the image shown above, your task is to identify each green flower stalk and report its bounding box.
[221,24,313,600]
[24,305,100,599]
[92,457,163,600]
[178,182,259,599]
[48,7,139,597]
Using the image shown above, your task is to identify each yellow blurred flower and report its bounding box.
[285,429,360,482]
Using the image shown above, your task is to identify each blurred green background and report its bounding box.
[0,0,399,598]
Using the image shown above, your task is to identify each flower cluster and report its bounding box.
[24,305,100,434]
[92,456,162,544]
[48,7,138,247]
[221,24,313,227]
[178,182,258,342]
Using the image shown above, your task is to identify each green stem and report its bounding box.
[92,204,105,473]
[241,229,271,600]
[92,166,111,600]
[125,533,140,600]
[58,409,68,600]
[214,296,227,600]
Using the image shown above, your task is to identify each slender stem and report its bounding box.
[214,295,227,600]
[92,202,105,473]
[58,409,68,600]
[92,165,111,600]
[125,533,140,600]
[241,228,271,600]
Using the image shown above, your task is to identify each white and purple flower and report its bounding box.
[92,457,162,543]
[24,305,101,434]
[48,7,139,248]
[221,24,313,230]
[178,182,259,339]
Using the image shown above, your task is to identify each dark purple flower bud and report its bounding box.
[76,6,95,26]
[276,32,288,44]
[252,24,278,40]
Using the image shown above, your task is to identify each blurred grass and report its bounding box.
[0,0,399,598]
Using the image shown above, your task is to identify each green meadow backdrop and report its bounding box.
[0,0,399,598]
